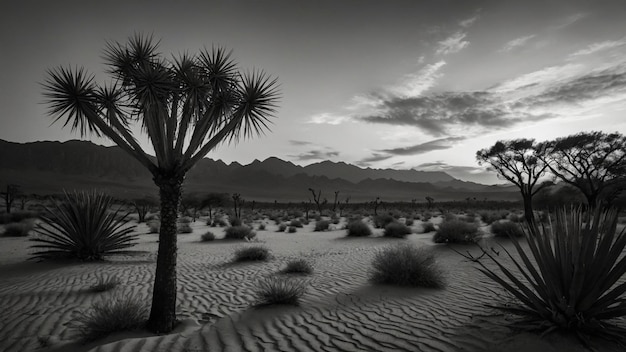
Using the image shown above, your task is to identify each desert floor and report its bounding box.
[1,216,624,352]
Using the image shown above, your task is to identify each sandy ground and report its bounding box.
[0,217,624,352]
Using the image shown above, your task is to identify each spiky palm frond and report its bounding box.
[30,191,137,261]
[477,207,626,344]
[42,67,101,137]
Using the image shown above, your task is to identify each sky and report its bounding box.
[1,0,626,184]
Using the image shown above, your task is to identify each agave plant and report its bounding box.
[30,191,137,261]
[477,207,626,344]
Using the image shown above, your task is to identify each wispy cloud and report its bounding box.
[356,153,394,166]
[499,34,536,52]
[569,37,626,58]
[289,140,313,146]
[435,31,470,56]
[307,112,350,125]
[391,60,446,98]
[378,136,466,156]
[554,12,587,29]
[459,14,479,28]
[415,161,497,183]
[290,149,340,161]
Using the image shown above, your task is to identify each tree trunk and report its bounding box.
[522,193,534,224]
[585,192,598,210]
[147,173,184,333]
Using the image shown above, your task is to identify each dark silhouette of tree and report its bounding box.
[538,131,626,209]
[231,193,244,220]
[201,192,229,220]
[477,139,550,223]
[425,196,434,209]
[41,34,279,333]
[308,188,323,214]
[1,184,20,214]
[180,194,201,221]
[338,196,350,217]
[332,191,340,212]
[372,197,382,216]
[132,196,158,223]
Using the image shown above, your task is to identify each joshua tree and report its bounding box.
[425,196,434,209]
[332,190,340,212]
[302,200,311,220]
[372,197,382,216]
[201,192,228,220]
[132,196,157,223]
[338,196,350,217]
[308,188,323,214]
[231,193,244,220]
[477,139,550,223]
[42,34,279,333]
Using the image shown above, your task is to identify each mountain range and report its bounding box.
[0,139,517,202]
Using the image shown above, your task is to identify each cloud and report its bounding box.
[290,149,340,161]
[499,35,536,52]
[307,112,350,125]
[459,14,479,28]
[289,140,313,146]
[391,61,447,98]
[569,37,626,58]
[435,31,470,56]
[377,136,466,156]
[415,161,498,184]
[554,13,587,29]
[355,153,394,167]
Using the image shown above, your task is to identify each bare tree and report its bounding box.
[1,184,20,214]
[425,196,434,209]
[132,196,158,223]
[477,139,550,223]
[373,197,382,216]
[308,188,323,214]
[538,131,626,209]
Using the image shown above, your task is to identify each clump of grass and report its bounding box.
[0,211,38,224]
[89,275,121,293]
[178,216,192,224]
[345,220,372,237]
[201,231,216,242]
[490,220,524,238]
[147,220,160,234]
[421,221,436,233]
[433,219,480,244]
[405,218,414,226]
[374,214,395,229]
[255,277,307,306]
[480,210,509,225]
[209,217,228,227]
[233,245,270,262]
[71,295,148,342]
[314,220,331,232]
[288,226,297,233]
[282,259,314,275]
[258,223,266,231]
[289,219,303,228]
[2,221,34,237]
[277,223,287,232]
[224,225,256,240]
[177,222,193,234]
[370,243,445,288]
[230,217,243,227]
[383,222,412,238]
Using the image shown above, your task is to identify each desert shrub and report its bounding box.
[508,213,524,223]
[209,216,228,227]
[255,277,307,306]
[314,220,331,232]
[460,215,476,223]
[30,191,137,261]
[177,222,193,234]
[89,275,120,293]
[331,216,340,225]
[480,210,509,225]
[224,225,256,240]
[178,216,192,224]
[289,219,303,228]
[257,223,266,231]
[288,226,297,233]
[71,295,147,342]
[147,220,160,234]
[490,220,524,238]
[230,217,243,227]
[0,211,39,224]
[233,245,270,262]
[2,221,34,237]
[477,207,626,344]
[405,218,414,226]
[200,231,216,242]
[282,259,314,275]
[370,243,445,288]
[373,214,395,229]
[277,223,287,232]
[345,220,372,237]
[383,222,412,238]
[422,212,432,221]
[433,219,480,244]
[421,221,436,233]
[299,217,309,225]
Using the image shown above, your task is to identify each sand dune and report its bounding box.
[0,218,623,352]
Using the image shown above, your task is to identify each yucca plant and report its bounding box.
[477,207,626,344]
[30,191,137,261]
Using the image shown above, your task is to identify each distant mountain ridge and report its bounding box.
[0,139,517,202]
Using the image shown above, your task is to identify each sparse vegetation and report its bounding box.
[405,218,414,226]
[289,219,303,228]
[433,219,480,244]
[383,222,412,238]
[200,231,216,242]
[89,275,121,293]
[479,210,509,225]
[373,214,395,229]
[314,220,331,232]
[147,220,160,234]
[277,223,287,232]
[255,277,307,306]
[2,221,34,237]
[30,191,137,261]
[224,225,256,240]
[421,221,436,233]
[258,223,266,231]
[282,259,314,275]
[177,222,193,234]
[345,220,373,237]
[490,220,524,238]
[233,245,270,262]
[370,243,445,288]
[71,295,148,342]
[288,225,297,233]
